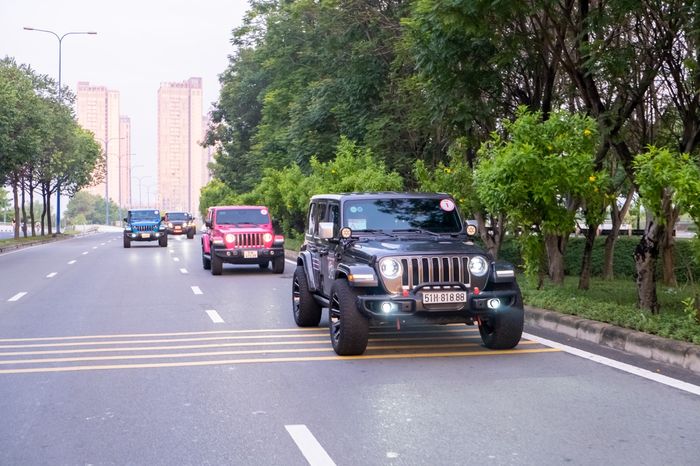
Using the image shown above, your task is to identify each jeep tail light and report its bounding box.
[263,233,273,243]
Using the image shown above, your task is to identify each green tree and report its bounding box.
[475,108,602,286]
[633,147,700,312]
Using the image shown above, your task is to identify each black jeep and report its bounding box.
[292,193,523,356]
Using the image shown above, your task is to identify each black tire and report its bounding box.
[187,230,194,239]
[123,237,131,248]
[329,279,369,355]
[202,253,211,270]
[478,286,524,349]
[259,262,269,269]
[272,256,285,274]
[159,235,168,247]
[211,253,223,275]
[292,266,322,327]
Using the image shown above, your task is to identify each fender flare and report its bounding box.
[297,250,319,292]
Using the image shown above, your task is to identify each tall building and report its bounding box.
[157,77,205,215]
[76,81,131,212]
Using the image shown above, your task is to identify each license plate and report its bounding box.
[175,226,181,230]
[243,250,258,259]
[422,291,467,304]
[141,233,151,239]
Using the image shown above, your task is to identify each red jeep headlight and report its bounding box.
[263,233,273,243]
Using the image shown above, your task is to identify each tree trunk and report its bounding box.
[20,177,27,238]
[603,187,635,280]
[12,178,20,240]
[659,199,679,286]
[578,223,598,290]
[40,184,47,236]
[474,211,505,259]
[28,172,36,237]
[544,233,567,284]
[45,183,53,236]
[634,221,661,313]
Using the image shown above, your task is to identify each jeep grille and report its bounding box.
[232,233,264,248]
[399,256,470,288]
[134,225,155,232]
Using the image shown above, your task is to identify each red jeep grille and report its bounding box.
[233,233,264,248]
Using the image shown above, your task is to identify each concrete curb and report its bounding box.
[0,228,99,255]
[525,306,700,375]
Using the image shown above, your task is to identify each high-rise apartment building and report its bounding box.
[76,81,131,211]
[157,77,206,215]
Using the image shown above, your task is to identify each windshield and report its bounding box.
[167,212,189,221]
[128,210,160,222]
[215,209,270,225]
[342,198,462,234]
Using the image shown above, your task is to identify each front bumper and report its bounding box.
[356,285,520,321]
[212,246,285,263]
[167,225,194,235]
[124,231,166,241]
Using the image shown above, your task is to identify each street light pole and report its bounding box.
[133,175,151,207]
[23,27,96,235]
[95,136,124,225]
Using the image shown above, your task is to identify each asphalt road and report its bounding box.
[1,233,698,465]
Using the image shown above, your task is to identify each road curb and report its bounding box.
[0,229,99,255]
[525,306,700,375]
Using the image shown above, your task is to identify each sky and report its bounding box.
[0,0,250,208]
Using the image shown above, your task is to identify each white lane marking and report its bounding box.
[92,246,98,249]
[82,251,88,255]
[285,425,336,466]
[179,268,188,274]
[8,292,28,302]
[206,310,224,323]
[46,272,58,278]
[169,250,175,254]
[191,286,203,295]
[522,332,700,396]
[100,243,106,246]
[173,257,180,262]
[68,260,76,265]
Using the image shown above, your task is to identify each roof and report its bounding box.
[309,192,452,202]
[208,205,269,210]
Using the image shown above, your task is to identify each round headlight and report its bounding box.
[340,227,352,239]
[379,258,402,280]
[263,233,273,243]
[469,256,488,276]
[466,224,477,236]
[225,233,235,243]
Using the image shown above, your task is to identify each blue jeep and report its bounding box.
[123,209,168,248]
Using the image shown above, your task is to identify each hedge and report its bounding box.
[495,235,700,282]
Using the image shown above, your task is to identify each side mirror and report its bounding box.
[318,222,335,239]
[205,220,211,228]
[123,218,128,223]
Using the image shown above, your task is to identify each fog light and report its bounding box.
[487,298,501,309]
[381,302,395,314]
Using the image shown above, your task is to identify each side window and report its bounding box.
[306,203,317,237]
[314,203,327,238]
[327,203,340,237]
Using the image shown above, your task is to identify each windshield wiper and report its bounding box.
[392,228,439,236]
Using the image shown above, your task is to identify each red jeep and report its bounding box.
[201,205,285,275]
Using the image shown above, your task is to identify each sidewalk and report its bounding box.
[525,306,700,375]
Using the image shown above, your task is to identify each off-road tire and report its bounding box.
[329,279,369,355]
[478,285,524,349]
[159,235,168,247]
[272,256,285,274]
[123,237,131,248]
[292,266,322,327]
[211,253,223,275]
[187,231,194,239]
[202,252,211,270]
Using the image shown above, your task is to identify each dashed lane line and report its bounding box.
[7,292,27,302]
[286,425,337,466]
[82,251,88,255]
[179,268,188,274]
[68,260,76,265]
[46,272,57,278]
[173,257,180,262]
[191,286,203,295]
[206,310,224,323]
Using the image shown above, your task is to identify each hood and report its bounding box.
[348,237,487,260]
[215,225,270,233]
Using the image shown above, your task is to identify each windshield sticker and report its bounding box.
[348,219,367,230]
[440,199,455,212]
[261,209,268,215]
